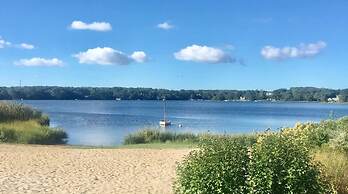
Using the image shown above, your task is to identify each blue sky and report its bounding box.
[0,0,347,90]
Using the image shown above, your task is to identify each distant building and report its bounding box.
[240,96,246,101]
[327,95,340,103]
[266,92,273,96]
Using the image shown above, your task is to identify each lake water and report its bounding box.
[22,100,348,146]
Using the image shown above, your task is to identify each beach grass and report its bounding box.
[123,129,201,145]
[0,101,49,124]
[0,102,67,145]
[0,120,67,144]
[123,128,258,146]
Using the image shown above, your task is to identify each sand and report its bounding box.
[0,144,191,194]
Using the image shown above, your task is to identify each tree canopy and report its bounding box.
[0,86,347,102]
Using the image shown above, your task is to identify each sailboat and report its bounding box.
[159,99,171,127]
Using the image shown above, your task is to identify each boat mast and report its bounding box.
[163,99,166,121]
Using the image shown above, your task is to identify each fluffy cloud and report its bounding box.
[15,58,63,67]
[19,43,35,50]
[261,41,327,60]
[131,51,147,63]
[74,47,147,65]
[70,21,112,31]
[157,22,174,30]
[0,37,11,48]
[174,45,235,64]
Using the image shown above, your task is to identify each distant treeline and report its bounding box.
[0,86,347,102]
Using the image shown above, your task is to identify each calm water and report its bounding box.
[21,100,348,146]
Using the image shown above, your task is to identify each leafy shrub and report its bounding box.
[281,117,348,151]
[248,132,332,194]
[175,132,332,194]
[282,122,330,148]
[0,120,67,144]
[175,136,254,194]
[325,117,348,152]
[267,117,348,193]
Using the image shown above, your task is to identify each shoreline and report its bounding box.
[3,99,348,105]
[1,142,196,149]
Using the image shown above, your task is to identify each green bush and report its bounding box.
[175,132,332,194]
[281,117,348,151]
[175,136,253,194]
[248,132,332,194]
[326,117,348,152]
[281,122,330,148]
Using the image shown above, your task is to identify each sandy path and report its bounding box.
[0,144,190,194]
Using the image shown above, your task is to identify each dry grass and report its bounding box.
[314,149,348,194]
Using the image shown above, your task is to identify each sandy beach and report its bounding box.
[0,144,190,194]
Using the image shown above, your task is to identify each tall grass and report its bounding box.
[0,101,49,125]
[123,129,257,145]
[314,148,348,194]
[0,120,67,144]
[0,102,67,144]
[124,129,200,144]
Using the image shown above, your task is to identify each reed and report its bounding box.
[0,120,67,144]
[123,129,200,144]
[123,129,257,145]
[0,101,49,124]
[0,102,66,144]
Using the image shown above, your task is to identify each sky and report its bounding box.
[0,0,347,90]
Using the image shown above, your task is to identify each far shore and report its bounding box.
[3,99,348,105]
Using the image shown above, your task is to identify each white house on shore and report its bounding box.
[266,92,273,97]
[239,96,247,101]
[327,95,340,103]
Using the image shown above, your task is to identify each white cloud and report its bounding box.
[19,43,35,50]
[74,47,147,65]
[0,37,11,48]
[15,58,63,67]
[0,37,35,50]
[131,51,147,63]
[157,22,174,30]
[174,44,235,64]
[261,41,327,60]
[70,20,112,31]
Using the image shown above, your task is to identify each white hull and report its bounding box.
[159,120,171,127]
